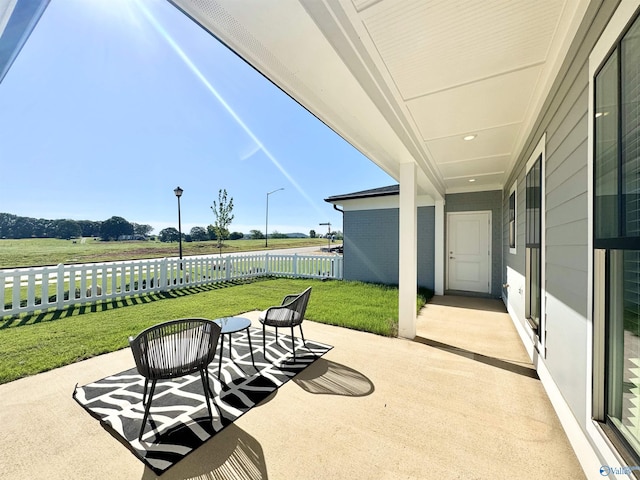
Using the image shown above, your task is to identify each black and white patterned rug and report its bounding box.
[73,327,332,475]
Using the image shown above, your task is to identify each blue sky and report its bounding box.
[0,0,393,236]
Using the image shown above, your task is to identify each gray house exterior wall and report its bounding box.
[343,206,435,290]
[502,0,620,454]
[445,190,503,297]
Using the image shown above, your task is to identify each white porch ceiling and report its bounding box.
[170,0,589,198]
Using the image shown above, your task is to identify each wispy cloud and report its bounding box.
[240,143,261,161]
[136,1,326,218]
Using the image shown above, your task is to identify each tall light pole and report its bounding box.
[174,186,183,267]
[265,188,284,247]
[319,222,331,252]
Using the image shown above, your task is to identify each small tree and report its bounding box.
[54,219,82,240]
[250,229,264,240]
[210,189,234,251]
[189,226,209,241]
[132,223,153,237]
[100,216,134,241]
[309,229,316,238]
[159,227,180,243]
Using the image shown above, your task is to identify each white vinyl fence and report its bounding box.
[0,253,343,317]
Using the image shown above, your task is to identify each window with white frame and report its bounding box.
[509,182,517,254]
[593,6,640,463]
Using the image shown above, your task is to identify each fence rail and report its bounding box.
[0,253,343,318]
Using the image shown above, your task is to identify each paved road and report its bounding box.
[5,246,342,286]
[185,245,336,259]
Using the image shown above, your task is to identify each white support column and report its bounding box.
[434,199,445,295]
[398,162,417,339]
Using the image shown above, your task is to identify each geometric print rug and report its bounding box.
[73,327,332,475]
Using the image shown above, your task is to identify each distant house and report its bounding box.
[117,234,147,241]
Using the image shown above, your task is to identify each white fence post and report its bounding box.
[12,273,20,313]
[160,258,168,292]
[0,271,6,315]
[56,263,65,310]
[27,268,36,311]
[41,269,50,310]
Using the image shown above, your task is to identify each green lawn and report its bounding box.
[0,277,432,384]
[0,237,329,268]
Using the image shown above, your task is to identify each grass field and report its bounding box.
[0,237,328,269]
[0,277,432,384]
[0,237,431,385]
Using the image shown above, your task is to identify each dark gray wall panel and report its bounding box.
[417,207,435,289]
[344,209,399,286]
[343,207,435,290]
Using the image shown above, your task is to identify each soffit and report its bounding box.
[0,0,50,84]
[170,0,589,195]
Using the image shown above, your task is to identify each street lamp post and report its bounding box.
[265,188,284,247]
[174,186,183,268]
[319,222,331,252]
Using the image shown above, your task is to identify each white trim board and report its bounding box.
[336,195,435,211]
[525,133,546,356]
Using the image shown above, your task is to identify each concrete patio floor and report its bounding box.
[0,295,585,479]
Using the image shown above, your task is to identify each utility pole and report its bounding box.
[319,222,331,252]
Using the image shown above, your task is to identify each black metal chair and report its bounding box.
[259,287,312,361]
[128,318,221,441]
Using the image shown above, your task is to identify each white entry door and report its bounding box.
[447,212,491,293]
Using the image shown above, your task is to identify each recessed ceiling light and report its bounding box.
[463,134,476,141]
[469,178,476,183]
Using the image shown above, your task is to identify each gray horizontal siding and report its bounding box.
[546,164,588,211]
[546,245,588,272]
[546,264,588,315]
[344,209,399,286]
[343,207,435,290]
[546,194,587,229]
[502,0,622,430]
[417,207,436,289]
[545,66,589,158]
[546,219,588,247]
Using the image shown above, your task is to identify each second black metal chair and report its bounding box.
[259,287,312,361]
